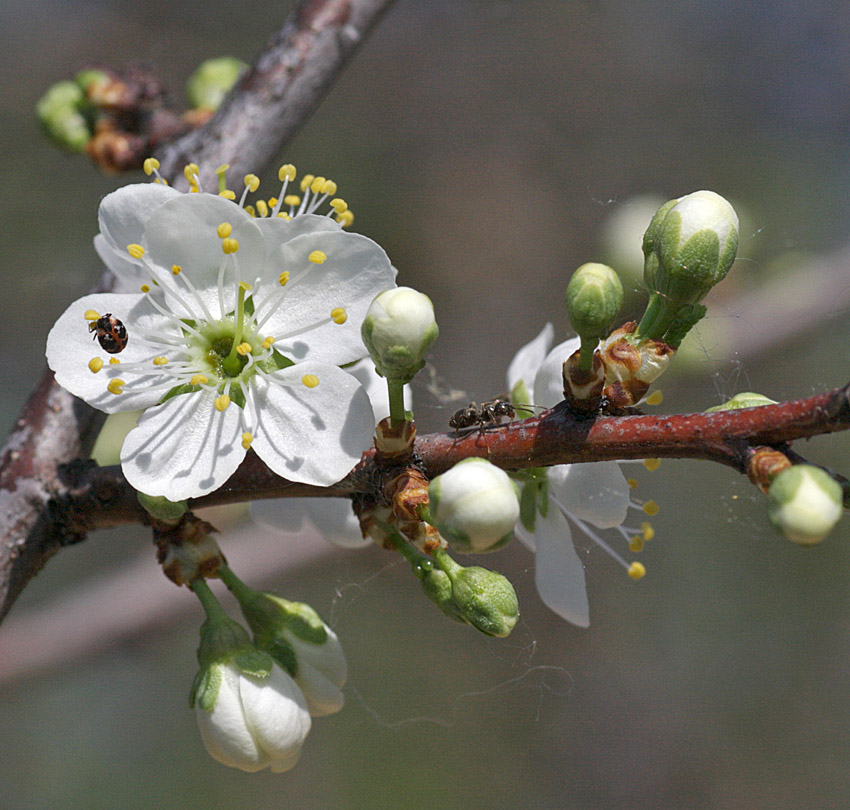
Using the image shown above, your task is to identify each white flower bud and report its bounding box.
[361,286,438,383]
[768,465,843,545]
[428,458,520,553]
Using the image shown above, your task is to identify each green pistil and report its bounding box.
[221,282,251,376]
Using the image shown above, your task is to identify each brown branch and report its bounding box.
[0,0,397,624]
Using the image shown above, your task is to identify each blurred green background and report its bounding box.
[3,1,850,808]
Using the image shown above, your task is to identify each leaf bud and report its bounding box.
[705,392,777,412]
[186,57,248,112]
[36,80,90,152]
[767,465,843,545]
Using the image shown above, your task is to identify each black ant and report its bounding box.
[449,399,517,432]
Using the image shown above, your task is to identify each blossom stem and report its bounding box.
[190,578,230,624]
[217,564,252,601]
[578,337,597,373]
[378,519,428,566]
[387,379,406,427]
[636,293,676,341]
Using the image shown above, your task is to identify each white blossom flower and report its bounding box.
[508,324,652,626]
[46,164,396,499]
[196,659,311,773]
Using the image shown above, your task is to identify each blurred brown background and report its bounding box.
[2,1,850,808]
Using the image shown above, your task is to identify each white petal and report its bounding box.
[97,183,180,261]
[251,496,372,549]
[346,357,411,422]
[258,230,396,365]
[120,389,246,499]
[143,194,266,318]
[506,322,554,398]
[94,234,149,293]
[249,364,374,486]
[548,462,630,528]
[295,660,346,717]
[46,293,177,413]
[254,212,341,242]
[533,336,582,408]
[287,624,348,689]
[533,506,590,627]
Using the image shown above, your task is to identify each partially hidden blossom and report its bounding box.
[46,163,397,499]
[507,324,651,626]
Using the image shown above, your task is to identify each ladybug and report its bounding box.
[89,313,128,354]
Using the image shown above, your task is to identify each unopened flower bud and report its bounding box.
[565,262,624,349]
[36,80,90,152]
[427,458,520,553]
[767,465,843,545]
[186,57,248,112]
[705,392,777,412]
[361,287,438,384]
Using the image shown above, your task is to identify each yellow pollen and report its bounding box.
[642,522,655,541]
[628,537,644,553]
[283,194,301,207]
[141,284,150,293]
[643,500,659,516]
[309,250,327,264]
[107,378,125,395]
[321,180,337,196]
[643,458,661,472]
[190,374,208,386]
[627,477,639,489]
[241,431,253,450]
[301,374,319,389]
[219,190,237,200]
[127,243,145,259]
[261,336,275,349]
[217,222,233,238]
[645,390,664,406]
[239,281,252,292]
[184,163,200,192]
[153,178,169,186]
[171,264,182,275]
[214,394,231,412]
[243,174,260,192]
[244,205,256,218]
[88,357,103,373]
[143,157,160,175]
[310,176,326,194]
[278,164,296,182]
[277,212,291,220]
[268,197,278,208]
[222,237,240,254]
[300,174,315,192]
[153,356,168,365]
[330,198,348,213]
[331,307,347,324]
[256,199,269,217]
[84,309,100,321]
[236,342,253,356]
[109,358,120,365]
[278,271,290,286]
[628,562,646,580]
[336,210,354,228]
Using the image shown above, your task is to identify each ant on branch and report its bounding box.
[449,398,527,433]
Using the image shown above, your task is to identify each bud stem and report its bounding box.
[387,379,407,428]
[191,578,229,624]
[636,293,676,342]
[577,337,597,373]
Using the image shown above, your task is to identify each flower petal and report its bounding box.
[347,357,411,422]
[120,388,246,499]
[533,336,581,408]
[294,660,346,717]
[254,212,341,242]
[532,506,590,627]
[258,230,396,365]
[548,462,630,528]
[506,322,554,398]
[249,364,374,486]
[94,234,150,294]
[251,496,372,549]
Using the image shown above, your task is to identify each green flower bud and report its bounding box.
[186,57,248,111]
[705,392,777,412]
[767,465,843,545]
[428,458,519,553]
[565,262,624,342]
[36,80,90,152]
[361,286,438,384]
[137,492,188,522]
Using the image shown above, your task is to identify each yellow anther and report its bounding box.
[641,522,655,541]
[215,164,230,193]
[331,307,347,324]
[241,431,254,450]
[310,176,326,194]
[190,374,208,386]
[628,537,644,553]
[141,284,150,293]
[239,281,252,292]
[214,394,231,412]
[278,271,290,286]
[243,174,260,192]
[244,205,256,218]
[628,562,646,580]
[84,309,100,321]
[278,164,296,182]
[217,222,233,238]
[261,336,276,349]
[627,477,639,489]
[329,198,348,213]
[143,157,160,175]
[300,174,315,192]
[643,458,661,472]
[277,212,291,220]
[642,500,659,516]
[336,210,354,228]
[256,199,269,217]
[127,243,145,259]
[301,374,319,389]
[645,390,664,406]
[283,194,301,207]
[267,197,278,209]
[171,264,182,275]
[184,163,200,192]
[107,378,125,395]
[88,357,103,373]
[221,237,240,254]
[236,342,253,356]
[321,179,337,196]
[309,250,327,264]
[219,190,237,200]
[153,177,170,186]
[153,356,168,366]
[109,358,120,365]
